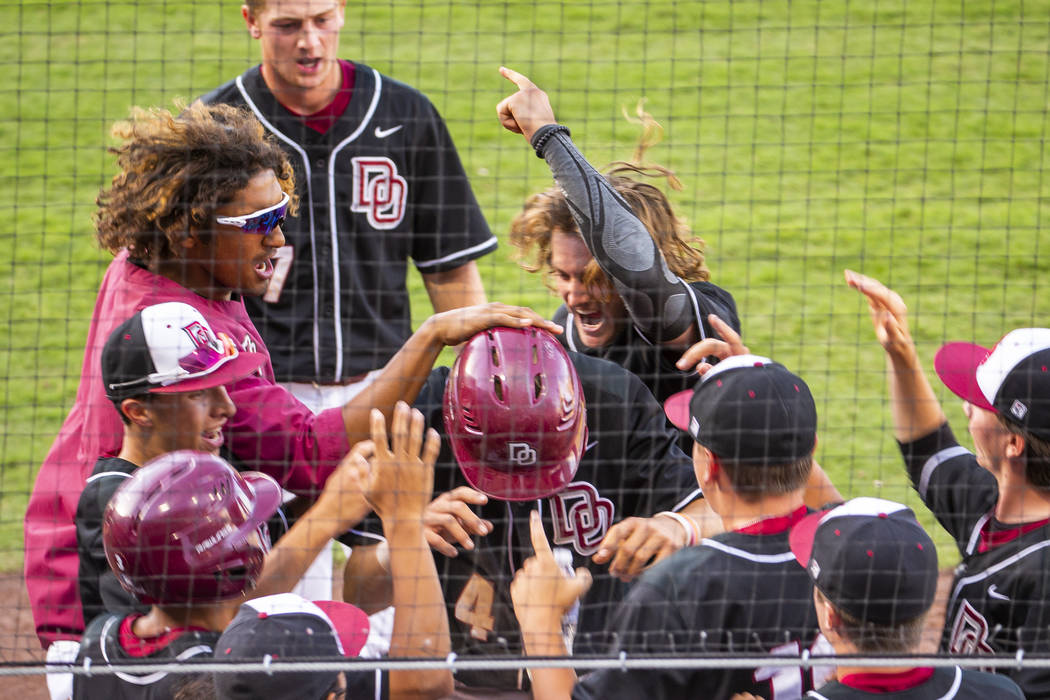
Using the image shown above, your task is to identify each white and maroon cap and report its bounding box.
[790,497,938,626]
[935,328,1050,440]
[102,302,265,400]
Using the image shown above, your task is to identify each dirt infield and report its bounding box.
[0,565,955,700]
[0,571,49,699]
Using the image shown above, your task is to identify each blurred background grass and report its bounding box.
[1,0,1048,578]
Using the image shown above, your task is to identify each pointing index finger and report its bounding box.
[529,510,553,556]
[499,65,536,91]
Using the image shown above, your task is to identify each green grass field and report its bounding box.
[2,0,1049,585]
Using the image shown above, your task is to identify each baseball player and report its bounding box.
[72,451,284,699]
[76,302,266,627]
[790,497,1023,699]
[75,400,450,700]
[848,269,1050,698]
[25,100,556,651]
[343,326,709,693]
[511,354,832,700]
[200,0,497,408]
[501,66,740,406]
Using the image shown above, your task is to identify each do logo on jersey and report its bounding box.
[351,157,407,229]
[507,442,537,466]
[549,482,614,556]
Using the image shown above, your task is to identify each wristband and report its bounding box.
[655,511,698,547]
[531,124,571,158]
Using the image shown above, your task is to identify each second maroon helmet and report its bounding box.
[443,327,587,501]
[102,450,282,605]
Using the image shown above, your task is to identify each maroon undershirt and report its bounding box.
[736,505,809,535]
[278,59,356,135]
[839,667,935,693]
[118,614,210,658]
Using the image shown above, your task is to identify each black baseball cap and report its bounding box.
[790,497,938,626]
[664,354,817,464]
[213,593,371,700]
[102,302,265,401]
[935,328,1050,441]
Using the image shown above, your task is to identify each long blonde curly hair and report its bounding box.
[509,102,709,299]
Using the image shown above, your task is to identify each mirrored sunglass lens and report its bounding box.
[241,204,287,234]
[178,345,224,374]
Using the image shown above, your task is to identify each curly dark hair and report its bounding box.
[95,101,296,263]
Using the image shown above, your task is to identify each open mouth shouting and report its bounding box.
[200,426,225,453]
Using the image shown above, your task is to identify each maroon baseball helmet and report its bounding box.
[102,450,282,605]
[443,327,587,501]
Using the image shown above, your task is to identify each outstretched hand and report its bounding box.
[423,486,493,557]
[843,269,915,358]
[676,314,750,373]
[496,66,558,142]
[425,302,561,347]
[592,515,684,582]
[510,511,593,639]
[351,402,440,522]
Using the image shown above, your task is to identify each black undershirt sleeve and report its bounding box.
[541,130,696,344]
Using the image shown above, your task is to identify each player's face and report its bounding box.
[183,170,287,300]
[964,401,1013,472]
[147,386,236,455]
[247,0,345,97]
[549,229,627,349]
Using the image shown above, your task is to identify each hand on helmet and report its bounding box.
[423,302,562,347]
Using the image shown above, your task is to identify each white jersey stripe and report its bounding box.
[328,68,384,381]
[918,445,971,500]
[99,616,213,685]
[935,666,963,700]
[964,512,991,557]
[699,538,797,564]
[85,471,132,484]
[235,74,322,376]
[949,538,1050,613]
[414,235,498,269]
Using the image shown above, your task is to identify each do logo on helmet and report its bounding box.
[507,442,538,466]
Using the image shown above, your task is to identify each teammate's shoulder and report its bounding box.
[88,455,137,480]
[958,668,1025,696]
[198,67,257,106]
[358,61,434,105]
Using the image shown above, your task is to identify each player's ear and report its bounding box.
[121,398,153,428]
[1005,432,1026,460]
[242,5,261,38]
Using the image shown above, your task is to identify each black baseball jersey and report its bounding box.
[73,612,218,699]
[554,279,741,405]
[900,423,1050,698]
[354,352,701,690]
[76,457,148,626]
[200,63,497,382]
[807,666,1024,699]
[573,508,827,700]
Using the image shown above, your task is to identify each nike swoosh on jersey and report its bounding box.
[374,125,403,138]
[988,584,1010,600]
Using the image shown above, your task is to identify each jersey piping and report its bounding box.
[698,538,798,564]
[97,616,213,685]
[234,72,322,376]
[918,445,971,500]
[85,471,132,484]
[415,236,499,269]
[327,71,383,380]
[948,538,1050,615]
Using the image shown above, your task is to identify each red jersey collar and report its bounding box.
[839,667,934,693]
[735,505,809,535]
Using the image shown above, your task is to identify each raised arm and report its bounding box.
[358,402,453,700]
[844,269,946,442]
[498,67,698,347]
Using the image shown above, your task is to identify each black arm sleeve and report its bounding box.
[541,130,696,344]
